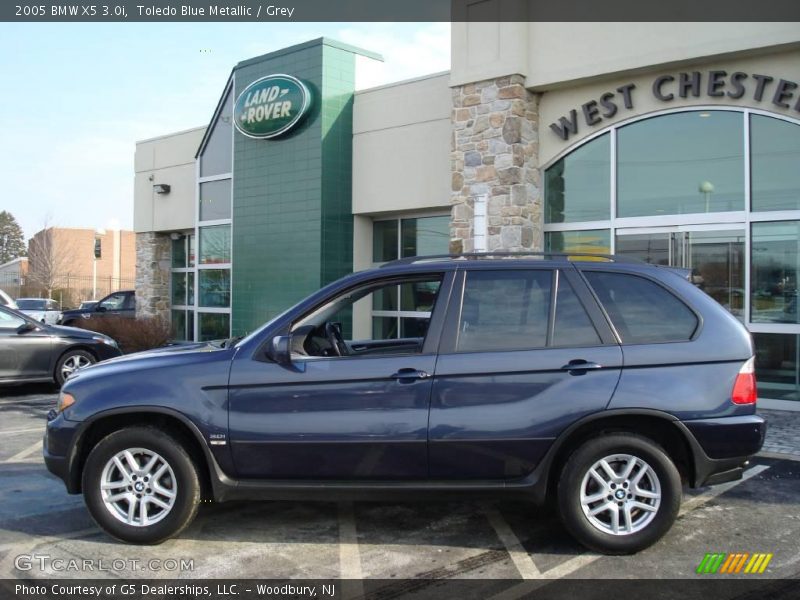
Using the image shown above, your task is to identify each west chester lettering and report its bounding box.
[240,86,293,124]
[550,71,800,140]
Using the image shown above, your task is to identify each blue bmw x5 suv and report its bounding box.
[44,253,765,554]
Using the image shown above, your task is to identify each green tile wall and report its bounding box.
[231,40,357,336]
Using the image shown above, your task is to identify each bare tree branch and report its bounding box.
[27,216,76,298]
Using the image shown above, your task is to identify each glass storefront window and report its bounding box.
[171,234,194,268]
[171,309,186,340]
[198,270,231,307]
[401,215,450,258]
[171,237,186,268]
[198,312,230,341]
[373,220,398,262]
[199,225,231,264]
[545,133,610,223]
[371,316,433,340]
[751,115,800,212]
[370,217,448,339]
[751,221,800,324]
[199,179,232,221]
[200,88,232,177]
[617,111,744,217]
[753,333,800,402]
[544,230,610,254]
[373,216,449,263]
[171,272,187,305]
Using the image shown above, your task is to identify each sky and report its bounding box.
[0,22,450,240]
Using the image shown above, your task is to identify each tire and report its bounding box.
[54,349,96,386]
[82,427,200,544]
[557,433,681,555]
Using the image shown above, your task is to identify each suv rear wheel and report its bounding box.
[557,433,681,554]
[82,427,200,544]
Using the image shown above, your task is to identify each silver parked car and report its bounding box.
[16,298,62,325]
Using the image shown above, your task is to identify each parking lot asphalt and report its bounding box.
[0,385,799,587]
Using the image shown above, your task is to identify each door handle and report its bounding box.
[561,359,603,374]
[390,368,431,381]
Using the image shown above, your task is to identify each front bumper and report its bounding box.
[43,410,82,494]
[679,414,766,487]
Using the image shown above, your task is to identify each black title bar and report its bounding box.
[2,0,800,22]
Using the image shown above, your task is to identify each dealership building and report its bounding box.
[133,22,800,408]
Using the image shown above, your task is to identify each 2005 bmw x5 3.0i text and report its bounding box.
[44,253,765,554]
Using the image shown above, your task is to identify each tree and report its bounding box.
[0,211,26,264]
[27,218,74,298]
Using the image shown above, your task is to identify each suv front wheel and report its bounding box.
[557,433,681,554]
[82,427,200,544]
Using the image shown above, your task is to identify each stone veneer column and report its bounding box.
[135,232,171,320]
[450,74,541,254]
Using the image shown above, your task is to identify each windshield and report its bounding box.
[17,299,46,310]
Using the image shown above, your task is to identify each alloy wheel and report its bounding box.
[579,453,661,536]
[99,448,177,527]
[60,354,92,380]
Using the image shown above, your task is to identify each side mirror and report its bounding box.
[267,335,291,365]
[16,322,36,334]
[96,306,107,313]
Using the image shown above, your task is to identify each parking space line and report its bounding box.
[0,427,44,435]
[486,463,770,598]
[483,504,542,579]
[679,464,769,515]
[4,440,42,463]
[338,502,364,599]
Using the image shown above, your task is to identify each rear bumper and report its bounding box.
[678,414,766,487]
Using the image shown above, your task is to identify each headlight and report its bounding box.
[92,335,118,348]
[80,313,91,319]
[57,391,76,413]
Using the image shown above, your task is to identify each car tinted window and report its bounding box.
[457,270,552,352]
[99,293,126,310]
[17,299,45,310]
[583,271,698,343]
[553,275,601,347]
[0,309,25,328]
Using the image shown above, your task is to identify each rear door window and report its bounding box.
[582,271,698,343]
[553,275,602,347]
[457,270,552,352]
[456,269,606,352]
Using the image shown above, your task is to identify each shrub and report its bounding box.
[78,316,172,354]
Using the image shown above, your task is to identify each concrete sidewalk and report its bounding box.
[759,409,800,459]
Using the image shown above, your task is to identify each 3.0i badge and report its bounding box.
[233,74,312,139]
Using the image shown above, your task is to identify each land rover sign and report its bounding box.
[233,74,312,139]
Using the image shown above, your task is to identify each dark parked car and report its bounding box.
[45,253,764,553]
[59,290,135,326]
[0,305,121,386]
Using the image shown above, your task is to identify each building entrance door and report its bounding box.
[615,226,745,319]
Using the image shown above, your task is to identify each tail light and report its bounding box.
[731,357,757,405]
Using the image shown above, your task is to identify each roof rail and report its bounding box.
[379,252,645,267]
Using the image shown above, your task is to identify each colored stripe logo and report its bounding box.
[696,552,773,574]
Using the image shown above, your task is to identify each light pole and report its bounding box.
[92,228,106,300]
[699,180,714,213]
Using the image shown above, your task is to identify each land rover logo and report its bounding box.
[233,74,312,139]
